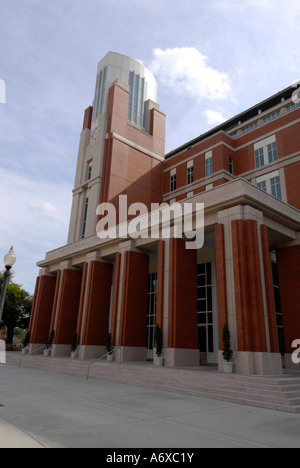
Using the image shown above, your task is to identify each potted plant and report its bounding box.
[21,330,30,355]
[153,324,164,366]
[222,323,234,373]
[44,330,55,357]
[106,332,113,361]
[71,332,78,359]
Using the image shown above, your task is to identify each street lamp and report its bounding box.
[0,247,16,322]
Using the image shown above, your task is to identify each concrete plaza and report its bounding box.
[0,364,299,448]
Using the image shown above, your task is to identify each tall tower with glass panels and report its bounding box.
[67,52,162,243]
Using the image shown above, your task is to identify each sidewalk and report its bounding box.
[0,364,299,448]
[0,418,44,448]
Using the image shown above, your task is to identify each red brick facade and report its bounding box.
[29,58,299,373]
[276,245,300,354]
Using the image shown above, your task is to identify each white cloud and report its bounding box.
[30,201,66,223]
[0,168,71,293]
[204,109,226,125]
[148,47,231,101]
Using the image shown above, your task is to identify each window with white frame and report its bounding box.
[267,142,278,163]
[86,162,92,181]
[205,151,213,177]
[254,135,278,168]
[256,170,282,200]
[81,196,89,238]
[170,168,177,192]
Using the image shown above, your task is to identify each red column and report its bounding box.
[260,225,278,353]
[110,253,121,346]
[168,238,198,350]
[156,240,165,331]
[215,224,228,348]
[76,263,89,340]
[232,219,267,352]
[28,276,40,334]
[81,261,113,346]
[29,275,57,344]
[118,251,149,347]
[53,269,83,345]
[277,245,300,355]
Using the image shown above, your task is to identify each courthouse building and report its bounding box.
[29,52,300,374]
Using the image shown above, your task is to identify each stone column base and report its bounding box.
[28,343,45,355]
[164,348,199,368]
[218,351,283,375]
[50,344,71,357]
[114,347,148,363]
[78,345,106,361]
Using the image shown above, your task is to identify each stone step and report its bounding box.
[5,353,300,413]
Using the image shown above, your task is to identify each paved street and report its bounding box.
[0,364,299,449]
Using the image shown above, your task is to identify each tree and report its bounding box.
[154,324,163,357]
[222,323,233,363]
[0,271,33,345]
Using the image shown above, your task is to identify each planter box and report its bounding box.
[153,356,164,367]
[223,361,234,374]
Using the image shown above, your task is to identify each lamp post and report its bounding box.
[0,247,16,323]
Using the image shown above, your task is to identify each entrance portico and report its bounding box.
[29,179,300,374]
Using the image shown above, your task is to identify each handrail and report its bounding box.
[18,344,46,369]
[86,346,121,380]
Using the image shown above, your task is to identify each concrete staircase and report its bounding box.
[5,353,300,413]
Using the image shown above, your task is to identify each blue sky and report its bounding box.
[1,0,300,294]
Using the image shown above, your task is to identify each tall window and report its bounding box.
[93,66,108,121]
[271,260,285,355]
[197,263,214,354]
[267,142,278,163]
[187,161,194,184]
[255,148,265,168]
[270,175,282,200]
[99,66,107,115]
[170,169,176,192]
[147,273,157,351]
[128,71,145,127]
[205,151,213,177]
[229,157,234,175]
[86,163,92,181]
[81,197,89,239]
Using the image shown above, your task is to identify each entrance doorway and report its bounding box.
[147,272,157,359]
[197,262,217,364]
